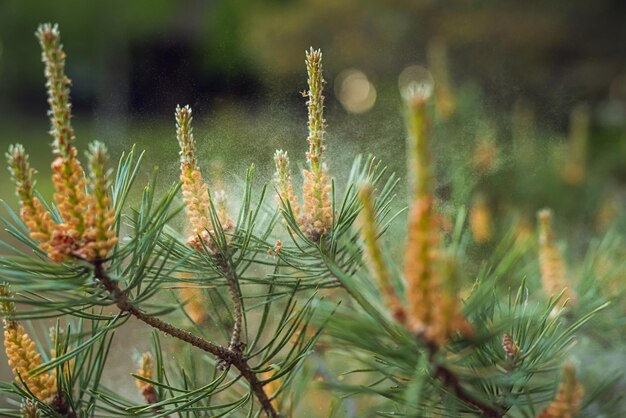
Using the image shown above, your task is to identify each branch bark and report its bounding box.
[93,261,278,418]
[218,257,243,354]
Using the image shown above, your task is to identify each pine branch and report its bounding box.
[92,260,279,418]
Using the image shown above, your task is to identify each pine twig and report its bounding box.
[93,261,279,418]
[218,257,244,355]
[426,342,504,418]
[434,363,503,418]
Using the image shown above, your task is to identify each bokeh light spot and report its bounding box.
[335,69,377,114]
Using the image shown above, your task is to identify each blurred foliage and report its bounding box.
[1,0,625,121]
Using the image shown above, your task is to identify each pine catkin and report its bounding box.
[537,209,576,305]
[537,363,584,418]
[304,48,326,172]
[427,37,456,119]
[429,255,473,344]
[472,136,499,175]
[79,141,117,260]
[36,24,75,159]
[178,280,208,325]
[272,49,333,241]
[50,150,88,240]
[33,24,123,263]
[182,168,212,235]
[404,196,440,335]
[403,81,431,202]
[1,285,57,403]
[561,104,589,185]
[21,401,39,418]
[135,352,158,404]
[176,105,213,236]
[301,167,332,241]
[301,48,332,241]
[402,85,471,346]
[174,106,213,316]
[502,333,520,361]
[37,24,89,242]
[358,184,406,323]
[403,82,438,337]
[469,194,493,244]
[262,370,281,411]
[402,88,442,341]
[274,150,301,219]
[3,322,57,402]
[6,145,55,247]
[176,105,236,255]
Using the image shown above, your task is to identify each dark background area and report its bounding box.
[1,0,625,128]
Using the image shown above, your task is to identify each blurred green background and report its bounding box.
[1,0,624,245]
[0,1,625,413]
[1,0,625,193]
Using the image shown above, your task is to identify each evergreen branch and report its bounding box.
[324,253,505,417]
[92,260,278,418]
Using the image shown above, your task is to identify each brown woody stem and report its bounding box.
[218,257,243,354]
[93,261,278,418]
[426,342,503,418]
